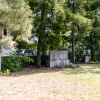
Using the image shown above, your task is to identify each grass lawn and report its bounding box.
[60,64,100,100]
[0,64,100,100]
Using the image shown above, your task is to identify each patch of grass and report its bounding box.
[59,64,100,100]
[0,69,10,76]
[89,61,100,64]
[1,64,100,100]
[64,63,80,68]
[30,64,100,99]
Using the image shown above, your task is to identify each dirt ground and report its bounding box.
[0,65,99,100]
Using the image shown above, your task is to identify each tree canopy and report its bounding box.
[0,0,33,42]
[84,0,100,61]
[1,0,100,67]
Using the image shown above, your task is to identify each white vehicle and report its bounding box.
[16,49,37,56]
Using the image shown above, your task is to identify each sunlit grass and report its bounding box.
[39,64,100,99]
[0,64,100,100]
[58,64,100,100]
[29,64,100,99]
[17,64,100,99]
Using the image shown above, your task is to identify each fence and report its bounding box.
[49,51,69,68]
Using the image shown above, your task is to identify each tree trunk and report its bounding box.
[36,39,42,68]
[99,51,100,61]
[72,32,75,63]
[36,4,45,68]
[91,46,95,61]
[90,32,95,61]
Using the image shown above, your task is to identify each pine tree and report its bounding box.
[66,0,91,63]
[85,0,100,61]
[28,0,66,67]
[0,0,33,71]
[0,0,33,43]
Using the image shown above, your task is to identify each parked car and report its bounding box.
[24,50,36,56]
[15,49,25,55]
[15,49,37,65]
[15,49,37,56]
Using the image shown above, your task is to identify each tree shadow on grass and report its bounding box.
[90,71,100,74]
[10,64,100,76]
[62,64,100,75]
[10,65,82,76]
[61,70,100,76]
[84,64,100,74]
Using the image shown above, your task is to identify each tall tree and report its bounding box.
[0,0,33,71]
[28,0,66,67]
[66,0,91,63]
[85,0,100,61]
[0,0,33,43]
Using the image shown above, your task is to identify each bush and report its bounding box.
[2,55,34,72]
[64,63,80,68]
[0,69,10,76]
[89,61,97,64]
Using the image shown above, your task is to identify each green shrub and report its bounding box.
[2,55,34,72]
[89,61,96,64]
[65,63,80,68]
[0,69,10,76]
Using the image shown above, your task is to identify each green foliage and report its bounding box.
[89,61,97,64]
[65,63,80,68]
[0,69,10,76]
[0,0,33,42]
[28,0,67,66]
[84,0,100,61]
[3,69,10,76]
[29,0,67,48]
[2,55,34,72]
[16,40,37,50]
[0,72,3,76]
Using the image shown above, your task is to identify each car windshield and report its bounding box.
[16,49,24,54]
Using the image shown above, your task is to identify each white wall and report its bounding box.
[49,51,69,68]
